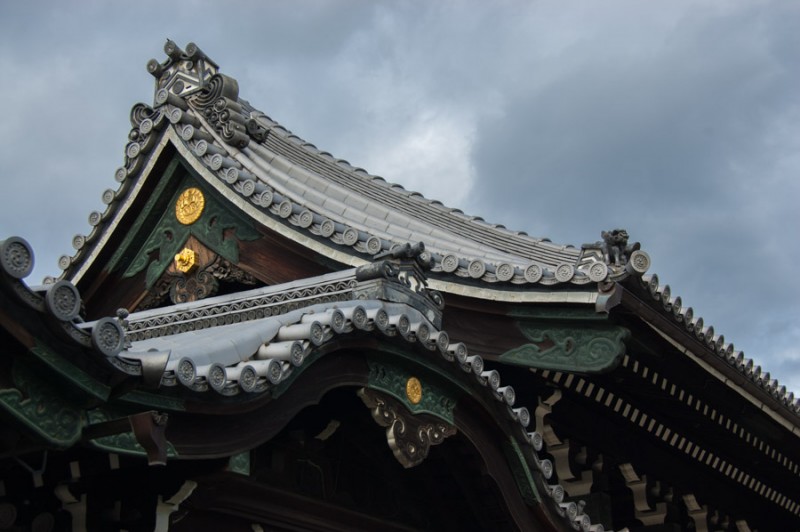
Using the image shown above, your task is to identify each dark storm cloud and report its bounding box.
[466,2,800,389]
[0,1,798,390]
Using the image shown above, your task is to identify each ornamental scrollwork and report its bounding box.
[206,257,257,285]
[170,270,218,304]
[358,387,456,469]
[123,181,259,288]
[500,323,629,373]
[366,360,456,424]
[137,252,259,311]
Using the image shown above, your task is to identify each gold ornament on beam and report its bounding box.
[175,187,205,225]
[174,248,197,273]
[406,376,422,405]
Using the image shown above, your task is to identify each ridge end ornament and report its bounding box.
[175,187,205,225]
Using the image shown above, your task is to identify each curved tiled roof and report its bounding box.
[103,261,608,531]
[4,239,606,528]
[56,41,651,290]
[0,236,126,362]
[48,41,797,421]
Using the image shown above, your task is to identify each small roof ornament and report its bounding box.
[582,228,650,277]
[146,40,220,100]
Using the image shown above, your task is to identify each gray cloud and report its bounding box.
[466,2,800,389]
[1,1,798,391]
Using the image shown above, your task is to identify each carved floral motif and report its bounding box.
[170,270,217,304]
[175,187,205,225]
[138,241,259,310]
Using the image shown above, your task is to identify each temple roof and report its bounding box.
[2,41,799,530]
[41,41,797,421]
[57,41,650,291]
[36,41,795,423]
[0,238,608,530]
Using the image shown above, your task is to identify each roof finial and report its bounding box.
[145,40,220,99]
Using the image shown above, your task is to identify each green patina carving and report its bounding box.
[0,363,84,447]
[500,322,628,373]
[107,157,183,274]
[228,452,251,476]
[375,345,488,406]
[123,178,259,288]
[366,359,457,425]
[86,408,178,458]
[503,437,541,504]
[31,343,110,401]
[275,342,472,407]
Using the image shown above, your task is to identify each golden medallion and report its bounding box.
[174,248,196,273]
[175,187,205,225]
[406,376,422,405]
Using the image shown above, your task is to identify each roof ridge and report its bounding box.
[55,41,652,291]
[242,100,564,248]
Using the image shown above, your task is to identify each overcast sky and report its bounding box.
[1,1,798,392]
